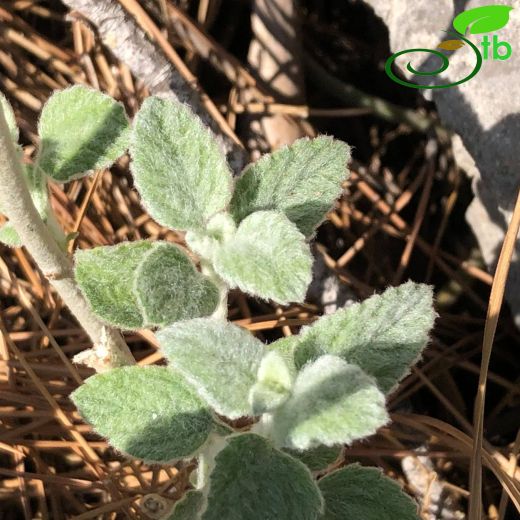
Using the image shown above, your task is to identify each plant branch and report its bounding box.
[0,102,134,371]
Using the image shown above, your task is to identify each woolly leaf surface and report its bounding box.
[267,335,299,375]
[75,241,153,329]
[158,318,265,418]
[271,355,388,450]
[318,464,419,520]
[71,366,213,463]
[185,212,237,261]
[134,242,219,327]
[130,97,233,231]
[38,86,130,182]
[213,210,313,304]
[230,137,350,236]
[249,351,294,414]
[202,434,323,520]
[294,282,436,393]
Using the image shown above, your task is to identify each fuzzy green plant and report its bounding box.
[0,86,437,519]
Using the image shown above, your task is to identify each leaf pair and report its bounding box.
[72,365,417,517]
[75,281,434,462]
[131,97,351,236]
[75,241,219,330]
[130,96,350,304]
[156,319,389,450]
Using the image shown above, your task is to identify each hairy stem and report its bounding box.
[195,433,228,516]
[0,103,134,370]
[250,413,275,442]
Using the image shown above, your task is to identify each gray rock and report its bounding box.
[364,0,520,324]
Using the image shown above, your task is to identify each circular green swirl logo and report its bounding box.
[385,34,482,89]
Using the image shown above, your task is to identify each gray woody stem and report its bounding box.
[0,103,134,371]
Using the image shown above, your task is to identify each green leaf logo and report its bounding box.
[453,5,514,35]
